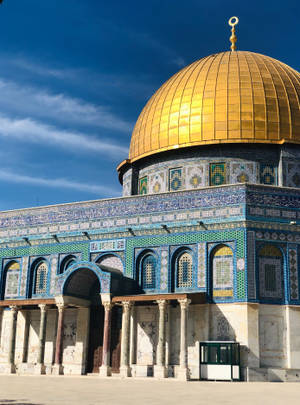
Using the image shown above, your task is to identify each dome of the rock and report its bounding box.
[128,51,300,163]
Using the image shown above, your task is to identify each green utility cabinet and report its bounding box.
[200,341,240,381]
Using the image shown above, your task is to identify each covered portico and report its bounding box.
[112,292,206,380]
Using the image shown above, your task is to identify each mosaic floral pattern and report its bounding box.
[197,243,206,288]
[260,164,277,185]
[210,163,226,186]
[139,176,148,195]
[169,168,183,191]
[289,248,299,300]
[160,247,168,292]
[230,162,256,184]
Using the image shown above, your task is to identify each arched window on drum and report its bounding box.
[34,261,49,296]
[211,245,234,299]
[140,254,157,291]
[258,245,284,301]
[3,261,20,299]
[176,251,193,290]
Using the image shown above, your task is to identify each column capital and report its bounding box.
[38,304,47,312]
[56,303,65,313]
[9,305,19,313]
[121,301,132,312]
[178,298,191,310]
[156,299,168,310]
[102,301,113,312]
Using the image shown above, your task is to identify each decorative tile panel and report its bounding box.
[284,162,300,188]
[289,247,299,300]
[169,168,183,191]
[230,162,257,184]
[247,231,256,299]
[19,256,29,297]
[186,164,206,188]
[210,163,226,186]
[197,243,206,288]
[259,164,277,185]
[160,246,168,292]
[139,176,148,195]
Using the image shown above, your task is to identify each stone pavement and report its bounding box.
[0,375,299,405]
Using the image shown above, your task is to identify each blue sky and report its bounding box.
[0,0,299,211]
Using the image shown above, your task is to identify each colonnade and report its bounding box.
[117,297,191,380]
[0,297,191,379]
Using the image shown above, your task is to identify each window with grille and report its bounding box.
[35,262,48,295]
[177,252,193,288]
[258,244,283,299]
[141,255,156,290]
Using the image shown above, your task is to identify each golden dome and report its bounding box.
[129,51,300,163]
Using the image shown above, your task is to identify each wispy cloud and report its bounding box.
[0,78,133,132]
[0,115,128,157]
[0,169,120,196]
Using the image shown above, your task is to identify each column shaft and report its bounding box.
[100,302,113,373]
[120,301,132,377]
[37,304,47,364]
[54,305,65,365]
[178,299,191,380]
[156,300,167,366]
[8,306,18,365]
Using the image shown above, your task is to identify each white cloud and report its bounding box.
[0,115,128,157]
[0,78,133,132]
[0,169,120,196]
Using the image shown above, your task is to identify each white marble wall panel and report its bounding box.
[259,305,287,368]
[27,310,40,364]
[136,306,157,365]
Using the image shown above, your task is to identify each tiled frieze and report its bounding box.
[288,247,299,301]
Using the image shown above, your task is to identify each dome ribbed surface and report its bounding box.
[129,51,300,162]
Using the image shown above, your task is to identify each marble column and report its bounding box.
[35,304,47,374]
[99,302,113,377]
[120,301,132,377]
[6,305,18,373]
[177,298,191,380]
[129,305,137,367]
[154,299,168,378]
[53,303,65,375]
